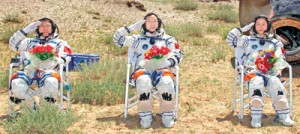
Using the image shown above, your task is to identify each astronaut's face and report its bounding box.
[38,20,52,37]
[145,15,159,33]
[255,18,268,35]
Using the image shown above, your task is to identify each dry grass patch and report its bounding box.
[2,13,23,24]
[175,0,198,11]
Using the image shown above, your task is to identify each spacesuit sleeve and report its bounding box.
[166,37,183,66]
[226,28,249,48]
[273,39,289,70]
[9,30,28,51]
[113,27,139,48]
[57,41,72,63]
[56,41,72,63]
[274,40,285,59]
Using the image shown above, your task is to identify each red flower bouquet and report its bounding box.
[29,45,57,61]
[144,46,170,60]
[25,45,59,70]
[143,45,172,72]
[254,50,279,73]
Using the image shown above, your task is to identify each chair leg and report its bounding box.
[124,63,131,120]
[8,91,13,117]
[8,64,15,117]
[124,85,129,120]
[66,63,71,109]
[233,68,237,113]
[241,67,245,121]
[67,90,71,109]
[288,65,293,117]
[175,84,179,120]
[175,66,179,120]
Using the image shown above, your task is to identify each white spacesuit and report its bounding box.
[9,18,71,107]
[113,13,183,128]
[226,16,293,127]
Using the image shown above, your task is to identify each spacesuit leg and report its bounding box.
[248,76,264,128]
[136,74,153,128]
[11,78,34,105]
[267,76,293,126]
[156,75,176,128]
[40,71,59,103]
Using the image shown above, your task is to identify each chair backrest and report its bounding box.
[235,47,246,67]
[128,47,138,71]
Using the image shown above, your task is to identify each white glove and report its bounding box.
[22,21,42,34]
[128,20,145,32]
[240,22,255,32]
[158,60,172,70]
[56,57,65,65]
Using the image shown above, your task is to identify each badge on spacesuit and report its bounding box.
[142,44,149,50]
[252,44,258,50]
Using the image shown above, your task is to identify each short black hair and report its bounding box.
[253,15,272,33]
[36,17,59,36]
[142,13,163,33]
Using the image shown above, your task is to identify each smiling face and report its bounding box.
[38,20,52,37]
[145,15,159,33]
[255,18,268,36]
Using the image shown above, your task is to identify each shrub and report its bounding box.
[207,4,238,23]
[1,25,21,43]
[4,102,77,134]
[175,0,198,11]
[72,57,127,105]
[2,13,23,23]
[211,46,226,63]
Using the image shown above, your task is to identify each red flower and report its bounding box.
[262,58,268,68]
[264,62,271,70]
[145,55,151,60]
[257,63,267,73]
[144,49,153,60]
[255,57,267,73]
[255,57,263,65]
[151,45,159,50]
[38,46,45,54]
[144,45,171,60]
[159,46,170,55]
[30,47,38,53]
[148,51,153,57]
[151,46,159,57]
[44,45,54,53]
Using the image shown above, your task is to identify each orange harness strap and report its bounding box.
[52,72,61,83]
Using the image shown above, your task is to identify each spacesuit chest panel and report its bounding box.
[28,39,60,52]
[244,38,276,65]
[136,37,167,60]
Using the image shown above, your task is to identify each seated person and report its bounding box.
[113,13,183,128]
[226,15,293,128]
[9,17,71,108]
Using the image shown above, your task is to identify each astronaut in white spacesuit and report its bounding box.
[113,13,183,128]
[226,15,293,127]
[9,17,71,107]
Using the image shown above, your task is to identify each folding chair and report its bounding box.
[8,55,71,117]
[233,47,293,121]
[124,47,180,120]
